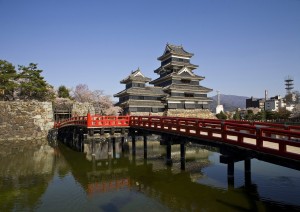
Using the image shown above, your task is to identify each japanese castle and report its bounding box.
[114,44,213,117]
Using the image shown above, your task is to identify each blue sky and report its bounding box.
[0,0,299,99]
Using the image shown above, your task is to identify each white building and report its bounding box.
[216,104,224,114]
[265,95,286,111]
[215,90,224,114]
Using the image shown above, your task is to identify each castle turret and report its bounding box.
[150,44,212,110]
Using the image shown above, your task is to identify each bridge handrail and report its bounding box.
[130,116,300,161]
[55,113,130,128]
[87,114,130,128]
[54,115,87,128]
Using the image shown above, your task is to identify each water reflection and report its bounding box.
[0,141,56,211]
[0,138,299,211]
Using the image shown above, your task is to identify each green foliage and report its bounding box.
[0,60,18,100]
[233,109,241,120]
[265,110,277,120]
[58,85,71,99]
[0,60,55,101]
[244,109,254,120]
[277,108,292,119]
[253,111,266,121]
[216,111,227,120]
[18,63,55,101]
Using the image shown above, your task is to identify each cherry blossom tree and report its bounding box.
[72,84,94,103]
[72,84,122,115]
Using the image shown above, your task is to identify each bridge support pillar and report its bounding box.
[227,161,234,187]
[112,137,116,158]
[91,139,95,156]
[132,135,136,156]
[245,158,251,186]
[180,142,186,170]
[220,155,235,187]
[143,135,148,159]
[166,141,172,166]
[107,139,111,155]
[121,137,125,153]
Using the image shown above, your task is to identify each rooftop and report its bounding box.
[120,68,151,84]
[158,43,194,61]
[114,86,165,97]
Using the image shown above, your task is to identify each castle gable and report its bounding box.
[178,67,194,77]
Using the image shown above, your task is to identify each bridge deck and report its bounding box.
[130,116,300,161]
[54,114,300,162]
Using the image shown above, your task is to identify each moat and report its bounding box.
[1,138,300,211]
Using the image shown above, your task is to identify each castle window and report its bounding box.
[152,107,158,112]
[184,93,194,97]
[181,79,191,84]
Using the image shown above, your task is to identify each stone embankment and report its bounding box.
[166,109,216,119]
[130,109,216,119]
[0,101,54,141]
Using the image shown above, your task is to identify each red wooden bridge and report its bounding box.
[54,113,130,129]
[54,114,300,163]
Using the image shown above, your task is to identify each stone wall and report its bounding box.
[166,109,217,119]
[130,112,164,116]
[130,109,216,119]
[0,101,54,141]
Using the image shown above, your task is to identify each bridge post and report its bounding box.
[166,141,172,166]
[256,126,263,148]
[220,154,235,187]
[221,121,227,141]
[92,138,95,156]
[112,137,116,158]
[132,134,136,156]
[121,137,125,153]
[88,126,95,156]
[143,135,148,159]
[180,142,186,170]
[245,158,251,187]
[107,138,111,155]
[227,161,234,187]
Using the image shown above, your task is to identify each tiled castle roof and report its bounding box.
[114,86,164,97]
[120,68,151,84]
[158,43,194,60]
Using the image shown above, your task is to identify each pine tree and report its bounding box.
[18,63,54,101]
[0,60,18,100]
[216,111,227,120]
[58,85,71,99]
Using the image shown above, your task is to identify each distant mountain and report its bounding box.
[209,94,249,112]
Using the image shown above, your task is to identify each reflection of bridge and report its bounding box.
[55,114,300,185]
[57,143,300,211]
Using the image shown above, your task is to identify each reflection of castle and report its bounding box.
[56,140,266,211]
[70,138,271,211]
[114,44,213,117]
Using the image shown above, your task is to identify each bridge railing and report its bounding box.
[54,116,87,128]
[54,113,130,128]
[130,116,300,161]
[87,114,130,128]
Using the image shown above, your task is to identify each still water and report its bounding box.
[0,138,300,211]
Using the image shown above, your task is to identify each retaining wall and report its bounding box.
[0,101,54,141]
